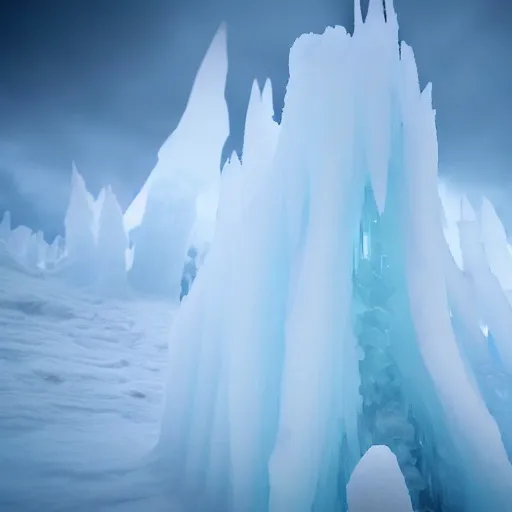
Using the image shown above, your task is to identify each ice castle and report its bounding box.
[157,0,512,511]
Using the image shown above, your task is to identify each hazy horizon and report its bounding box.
[0,0,510,239]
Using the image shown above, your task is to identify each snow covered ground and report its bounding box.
[0,265,179,511]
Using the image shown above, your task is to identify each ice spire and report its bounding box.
[64,162,97,284]
[156,21,229,186]
[158,1,512,510]
[384,0,398,30]
[242,80,264,166]
[124,22,229,235]
[366,0,385,22]
[354,0,397,214]
[96,186,129,295]
[347,446,413,512]
[261,79,275,120]
[354,0,363,29]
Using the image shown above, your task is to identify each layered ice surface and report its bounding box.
[158,1,512,511]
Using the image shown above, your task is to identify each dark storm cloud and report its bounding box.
[0,0,511,238]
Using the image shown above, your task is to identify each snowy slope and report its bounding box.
[0,266,180,512]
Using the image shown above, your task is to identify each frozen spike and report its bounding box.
[242,80,263,162]
[400,43,420,97]
[354,0,363,29]
[366,0,385,22]
[96,186,129,296]
[124,21,228,236]
[347,445,413,512]
[176,21,228,130]
[384,0,398,26]
[261,78,275,119]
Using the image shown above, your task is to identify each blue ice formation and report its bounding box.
[62,163,98,285]
[126,25,229,301]
[95,186,130,296]
[0,30,229,295]
[346,445,413,512]
[158,0,512,511]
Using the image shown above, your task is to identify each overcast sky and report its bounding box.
[0,0,510,239]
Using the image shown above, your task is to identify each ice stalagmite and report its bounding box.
[63,163,97,284]
[128,24,229,299]
[124,23,229,234]
[96,186,129,296]
[158,1,512,511]
[346,445,413,512]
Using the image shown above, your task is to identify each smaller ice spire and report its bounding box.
[354,0,363,29]
[347,445,413,512]
[366,0,385,22]
[261,78,275,120]
[384,0,398,27]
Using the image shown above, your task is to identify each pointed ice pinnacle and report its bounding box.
[366,0,385,22]
[96,186,129,295]
[355,0,398,214]
[124,22,229,233]
[242,78,279,173]
[354,0,363,29]
[64,163,97,283]
[347,445,413,512]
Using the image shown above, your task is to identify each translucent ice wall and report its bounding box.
[129,175,196,300]
[158,1,512,511]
